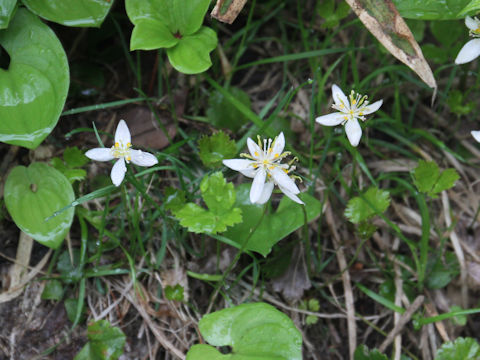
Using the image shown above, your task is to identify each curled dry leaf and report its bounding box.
[345,0,436,90]
[211,0,248,24]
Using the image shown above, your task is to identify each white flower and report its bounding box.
[455,16,480,64]
[472,130,480,143]
[223,132,304,205]
[315,84,383,147]
[85,120,158,186]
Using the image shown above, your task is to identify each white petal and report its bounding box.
[332,84,348,106]
[85,148,114,161]
[223,159,254,171]
[345,118,362,147]
[250,168,266,203]
[254,180,274,204]
[130,150,158,167]
[271,132,285,156]
[270,167,299,195]
[278,184,304,205]
[455,39,480,64]
[247,137,262,158]
[362,99,383,115]
[239,168,257,178]
[472,130,480,143]
[466,16,479,31]
[115,119,131,145]
[111,158,127,186]
[315,112,345,126]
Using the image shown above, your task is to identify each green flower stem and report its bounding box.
[206,203,268,313]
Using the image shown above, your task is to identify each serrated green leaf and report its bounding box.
[433,168,460,194]
[198,131,237,168]
[206,87,251,132]
[175,173,242,234]
[345,187,391,224]
[4,163,74,249]
[22,0,113,27]
[74,320,126,360]
[435,337,480,360]
[41,279,64,300]
[64,169,87,183]
[64,147,89,168]
[392,0,471,19]
[165,284,184,301]
[0,8,69,149]
[167,26,217,74]
[354,345,388,360]
[224,184,322,256]
[413,160,459,197]
[186,303,302,360]
[0,0,16,29]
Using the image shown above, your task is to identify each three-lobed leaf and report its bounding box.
[412,160,459,197]
[0,8,69,149]
[175,172,242,234]
[206,87,252,132]
[186,303,302,360]
[345,187,391,224]
[198,131,237,168]
[22,0,114,27]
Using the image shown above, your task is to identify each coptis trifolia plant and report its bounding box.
[455,16,480,64]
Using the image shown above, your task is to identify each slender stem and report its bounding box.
[206,203,268,313]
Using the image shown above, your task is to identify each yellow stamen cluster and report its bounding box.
[332,90,371,123]
[111,141,132,161]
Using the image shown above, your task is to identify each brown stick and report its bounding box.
[211,0,248,24]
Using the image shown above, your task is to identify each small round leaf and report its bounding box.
[5,163,75,249]
[0,8,69,149]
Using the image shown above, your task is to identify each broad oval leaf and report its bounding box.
[22,0,114,27]
[392,0,475,19]
[224,184,322,256]
[0,0,16,29]
[0,8,69,149]
[4,162,75,249]
[186,303,302,360]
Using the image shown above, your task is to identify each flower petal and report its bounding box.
[247,137,262,159]
[315,112,345,126]
[270,167,299,195]
[472,130,480,143]
[345,118,362,147]
[223,159,254,171]
[362,99,383,115]
[255,180,274,204]
[332,84,348,106]
[278,184,304,205]
[466,16,479,31]
[111,158,127,186]
[239,168,257,178]
[250,168,266,203]
[115,119,131,146]
[271,132,285,157]
[85,148,114,161]
[130,150,158,167]
[455,39,480,64]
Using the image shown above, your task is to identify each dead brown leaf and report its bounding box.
[345,0,436,90]
[211,0,248,24]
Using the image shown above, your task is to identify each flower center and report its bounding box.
[111,141,132,161]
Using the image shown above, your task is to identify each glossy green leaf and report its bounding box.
[186,303,302,360]
[412,160,459,198]
[126,0,217,74]
[175,172,242,234]
[198,131,237,168]
[0,0,16,29]
[344,187,391,224]
[435,337,480,360]
[41,279,64,300]
[22,0,114,27]
[64,147,89,168]
[167,27,218,74]
[354,345,388,360]
[224,184,322,256]
[74,320,126,360]
[4,163,75,249]
[392,0,472,19]
[206,87,252,132]
[0,8,69,149]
